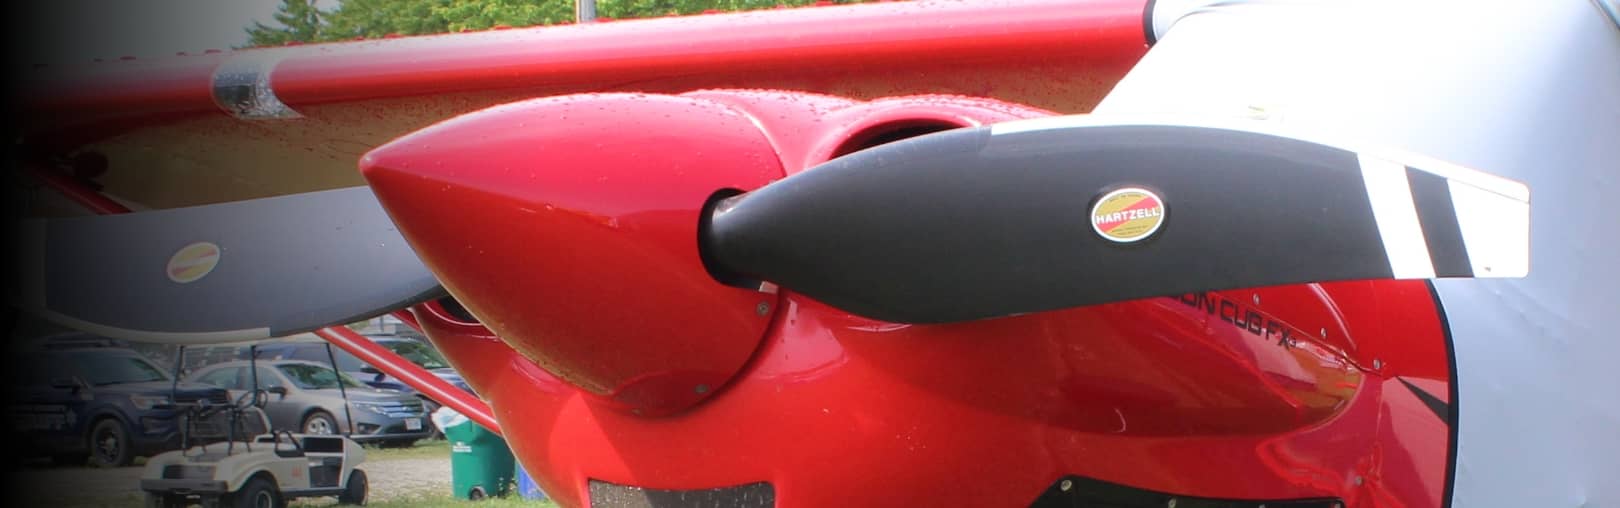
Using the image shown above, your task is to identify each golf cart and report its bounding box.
[140,346,368,507]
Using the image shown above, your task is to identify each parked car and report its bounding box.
[9,340,230,467]
[372,336,471,393]
[184,360,431,447]
[254,337,474,408]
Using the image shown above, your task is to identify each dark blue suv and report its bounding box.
[11,343,229,467]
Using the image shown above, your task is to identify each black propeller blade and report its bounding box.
[703,116,1529,324]
[13,186,444,342]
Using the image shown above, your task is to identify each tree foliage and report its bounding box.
[323,0,455,40]
[246,0,326,46]
[245,0,870,46]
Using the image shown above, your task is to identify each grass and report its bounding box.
[309,493,560,507]
[364,437,452,461]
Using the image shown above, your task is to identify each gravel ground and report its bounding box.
[13,443,455,507]
[296,457,455,505]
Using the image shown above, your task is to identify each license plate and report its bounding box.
[405,418,423,431]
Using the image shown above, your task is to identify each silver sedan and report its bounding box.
[185,359,431,447]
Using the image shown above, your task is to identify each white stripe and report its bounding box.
[989,114,1530,201]
[1357,155,1436,279]
[1448,180,1531,278]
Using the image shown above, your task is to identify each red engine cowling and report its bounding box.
[366,90,1453,508]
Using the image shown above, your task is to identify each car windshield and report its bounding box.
[282,344,368,372]
[276,364,366,390]
[332,350,369,371]
[79,353,170,386]
[382,341,452,370]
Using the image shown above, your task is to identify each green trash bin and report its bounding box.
[433,408,515,499]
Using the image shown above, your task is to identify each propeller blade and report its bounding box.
[13,186,443,342]
[703,115,1529,324]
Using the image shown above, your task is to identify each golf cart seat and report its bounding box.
[183,406,270,442]
[254,431,308,458]
[238,407,271,438]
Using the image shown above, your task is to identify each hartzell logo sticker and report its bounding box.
[1090,188,1166,243]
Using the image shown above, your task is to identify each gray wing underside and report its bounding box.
[14,186,442,343]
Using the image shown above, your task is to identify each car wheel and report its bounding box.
[337,469,368,505]
[232,476,283,508]
[302,411,338,435]
[87,419,133,467]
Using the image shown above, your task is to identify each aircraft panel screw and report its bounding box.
[756,302,770,316]
[695,384,710,394]
[1252,294,1260,305]
[1320,328,1327,338]
[1354,476,1364,485]
[1060,480,1072,492]
[1373,359,1383,370]
[1167,499,1177,508]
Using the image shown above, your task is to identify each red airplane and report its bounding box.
[11,1,1618,507]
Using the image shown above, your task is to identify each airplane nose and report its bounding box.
[360,93,783,416]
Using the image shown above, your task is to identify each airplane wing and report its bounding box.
[12,185,442,342]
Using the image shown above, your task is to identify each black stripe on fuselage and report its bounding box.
[1406,168,1473,277]
[1398,377,1451,425]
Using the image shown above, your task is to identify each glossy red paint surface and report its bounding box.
[362,93,786,415]
[21,52,228,125]
[372,90,1455,507]
[415,283,1451,508]
[363,91,1068,416]
[270,0,1146,107]
[18,0,1147,139]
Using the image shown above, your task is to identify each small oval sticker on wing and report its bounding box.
[167,242,221,284]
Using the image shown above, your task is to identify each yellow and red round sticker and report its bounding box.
[1090,187,1166,243]
[167,242,221,284]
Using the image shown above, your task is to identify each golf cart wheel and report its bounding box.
[338,469,368,505]
[232,476,283,508]
[87,419,133,467]
[468,486,487,500]
[302,410,338,435]
[145,493,185,508]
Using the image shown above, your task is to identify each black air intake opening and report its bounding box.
[831,119,965,158]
